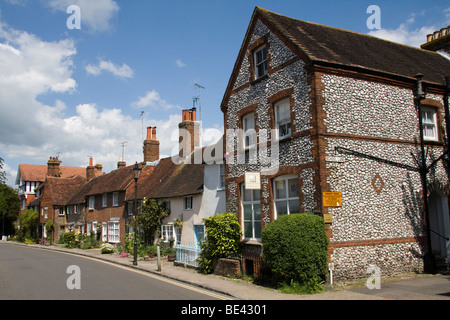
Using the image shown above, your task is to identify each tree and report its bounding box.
[0,183,20,237]
[18,209,38,242]
[136,198,169,244]
[0,157,6,185]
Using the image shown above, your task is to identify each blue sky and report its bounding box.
[1,0,450,186]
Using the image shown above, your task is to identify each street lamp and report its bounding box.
[414,74,436,274]
[132,162,142,266]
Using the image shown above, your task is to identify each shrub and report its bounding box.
[198,213,242,274]
[101,243,115,254]
[63,232,76,248]
[262,213,329,293]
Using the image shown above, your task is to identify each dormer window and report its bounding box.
[253,45,267,79]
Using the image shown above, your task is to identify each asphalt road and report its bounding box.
[0,243,224,300]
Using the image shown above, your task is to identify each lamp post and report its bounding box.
[414,74,436,274]
[132,162,142,266]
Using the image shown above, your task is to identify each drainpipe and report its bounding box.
[444,76,450,170]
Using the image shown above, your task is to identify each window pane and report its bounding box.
[276,201,287,217]
[254,204,261,220]
[243,204,253,220]
[253,190,260,201]
[289,200,300,214]
[244,222,253,238]
[279,123,291,138]
[243,188,252,202]
[275,180,286,199]
[288,178,299,198]
[254,221,261,239]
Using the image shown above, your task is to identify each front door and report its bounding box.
[428,191,450,262]
[194,225,205,248]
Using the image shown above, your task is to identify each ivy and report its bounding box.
[198,213,242,274]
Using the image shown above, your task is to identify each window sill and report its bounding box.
[243,239,262,245]
[251,74,268,85]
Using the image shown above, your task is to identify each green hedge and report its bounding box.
[198,213,242,274]
[262,213,329,291]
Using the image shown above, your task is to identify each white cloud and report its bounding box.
[45,0,119,33]
[86,59,134,78]
[132,90,179,110]
[0,23,76,145]
[368,11,449,48]
[176,59,186,68]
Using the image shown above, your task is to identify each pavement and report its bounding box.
[3,241,450,300]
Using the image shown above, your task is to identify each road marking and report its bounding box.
[21,245,233,300]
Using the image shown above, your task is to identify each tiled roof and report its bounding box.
[130,157,204,201]
[17,164,87,183]
[84,163,136,196]
[44,175,87,206]
[256,7,450,84]
[223,6,450,106]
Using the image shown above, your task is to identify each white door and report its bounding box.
[428,191,450,262]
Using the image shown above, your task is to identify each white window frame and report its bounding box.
[183,196,193,210]
[108,221,120,243]
[89,196,95,210]
[102,222,107,242]
[253,45,268,79]
[218,164,226,190]
[113,192,119,207]
[274,98,292,140]
[242,112,256,149]
[241,184,261,241]
[161,224,175,243]
[102,194,107,207]
[421,106,438,141]
[273,175,300,219]
[87,222,92,235]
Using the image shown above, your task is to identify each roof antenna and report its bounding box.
[194,83,205,122]
[120,141,127,162]
[139,111,145,142]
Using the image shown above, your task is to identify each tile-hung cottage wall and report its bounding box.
[321,74,449,280]
[225,19,316,231]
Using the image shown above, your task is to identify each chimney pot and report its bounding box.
[89,157,93,167]
[441,28,448,37]
[433,31,440,40]
[427,34,434,42]
[191,108,197,121]
[143,126,159,162]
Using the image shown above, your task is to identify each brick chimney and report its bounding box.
[421,26,450,55]
[86,157,96,181]
[179,108,200,158]
[117,155,126,169]
[47,157,62,177]
[95,163,103,175]
[143,126,160,162]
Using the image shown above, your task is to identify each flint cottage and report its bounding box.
[221,7,450,280]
